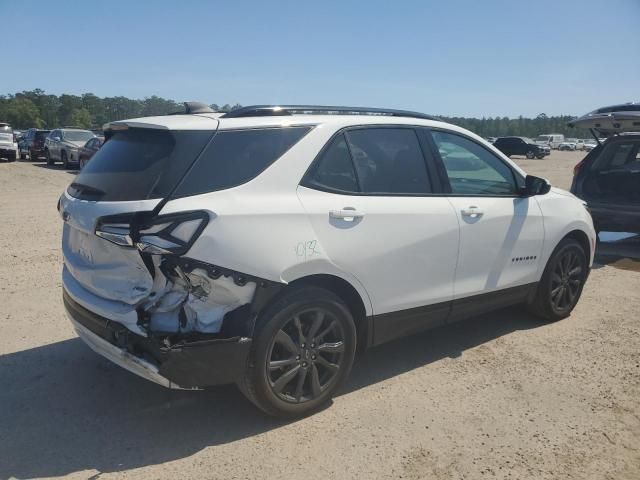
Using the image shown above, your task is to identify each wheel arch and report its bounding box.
[278,273,373,354]
[563,229,591,264]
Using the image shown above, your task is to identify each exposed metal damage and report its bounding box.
[62,208,284,388]
[87,209,281,339]
[139,255,258,336]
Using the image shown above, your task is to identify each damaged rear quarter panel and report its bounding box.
[157,187,373,316]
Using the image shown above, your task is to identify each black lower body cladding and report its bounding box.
[63,291,253,388]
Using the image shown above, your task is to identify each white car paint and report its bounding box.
[59,109,596,389]
[0,132,19,159]
[535,134,565,149]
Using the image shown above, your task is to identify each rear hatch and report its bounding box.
[568,103,640,136]
[33,130,50,149]
[570,104,640,208]
[60,117,218,332]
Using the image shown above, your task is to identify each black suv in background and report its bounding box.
[570,103,640,234]
[493,137,548,159]
[19,128,51,160]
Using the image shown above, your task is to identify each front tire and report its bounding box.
[528,238,587,321]
[536,154,545,159]
[239,286,357,417]
[45,149,53,166]
[526,150,535,159]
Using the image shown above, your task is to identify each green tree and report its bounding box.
[69,108,93,128]
[141,96,181,116]
[2,97,44,128]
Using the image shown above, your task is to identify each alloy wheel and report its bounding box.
[266,308,345,403]
[550,249,584,311]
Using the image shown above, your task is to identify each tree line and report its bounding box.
[0,89,592,138]
[0,89,242,130]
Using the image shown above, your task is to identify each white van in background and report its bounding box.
[535,134,565,149]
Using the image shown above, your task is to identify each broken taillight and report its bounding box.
[96,210,209,255]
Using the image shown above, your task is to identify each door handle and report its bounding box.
[461,206,483,218]
[329,207,365,221]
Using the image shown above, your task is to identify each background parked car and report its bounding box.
[570,102,640,234]
[559,139,578,151]
[535,134,565,149]
[0,130,19,161]
[583,139,598,152]
[19,128,51,160]
[78,136,104,169]
[493,136,548,159]
[44,128,95,168]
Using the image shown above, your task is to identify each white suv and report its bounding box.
[60,104,596,416]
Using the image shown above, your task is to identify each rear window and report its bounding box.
[172,126,312,198]
[592,141,640,171]
[35,131,50,140]
[68,129,213,201]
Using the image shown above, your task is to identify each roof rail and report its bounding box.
[220,105,438,121]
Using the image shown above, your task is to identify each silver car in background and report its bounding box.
[45,128,95,168]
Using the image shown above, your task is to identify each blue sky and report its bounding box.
[1,0,638,117]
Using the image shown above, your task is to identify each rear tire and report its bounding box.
[79,157,86,170]
[239,286,357,417]
[528,238,587,321]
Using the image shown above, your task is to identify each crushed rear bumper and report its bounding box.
[63,290,252,389]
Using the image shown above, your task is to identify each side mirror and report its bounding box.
[53,136,61,142]
[523,175,551,196]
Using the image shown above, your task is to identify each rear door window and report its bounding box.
[303,127,433,195]
[345,128,431,194]
[173,126,312,197]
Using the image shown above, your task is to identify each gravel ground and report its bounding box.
[0,150,638,480]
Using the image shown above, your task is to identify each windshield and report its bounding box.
[63,131,94,142]
[521,138,534,143]
[0,133,13,142]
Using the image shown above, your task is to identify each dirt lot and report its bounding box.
[1,150,639,480]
